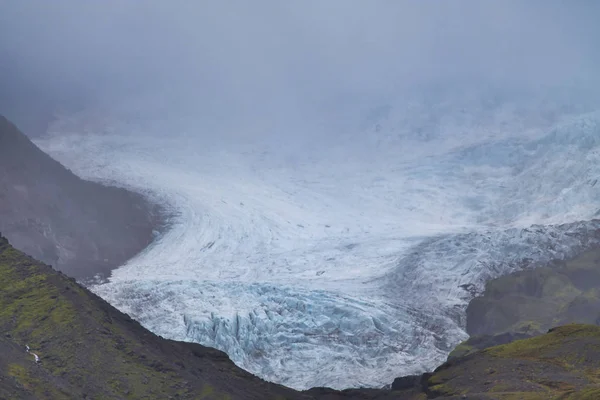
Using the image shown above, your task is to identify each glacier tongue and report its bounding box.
[93,279,460,389]
[34,98,600,389]
[91,221,600,390]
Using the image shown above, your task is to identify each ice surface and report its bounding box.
[35,94,600,389]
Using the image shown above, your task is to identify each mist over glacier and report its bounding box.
[3,0,600,390]
[35,95,600,389]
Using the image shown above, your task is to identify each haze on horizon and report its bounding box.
[1,1,599,138]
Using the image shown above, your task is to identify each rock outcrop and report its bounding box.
[467,248,600,337]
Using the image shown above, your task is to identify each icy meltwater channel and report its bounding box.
[36,109,600,389]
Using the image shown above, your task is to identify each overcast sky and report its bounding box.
[1,1,599,134]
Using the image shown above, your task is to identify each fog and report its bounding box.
[1,1,599,137]
[5,2,600,389]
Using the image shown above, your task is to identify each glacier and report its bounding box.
[34,91,600,389]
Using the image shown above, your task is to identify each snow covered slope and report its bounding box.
[35,93,600,389]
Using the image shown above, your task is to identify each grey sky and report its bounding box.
[1,1,599,133]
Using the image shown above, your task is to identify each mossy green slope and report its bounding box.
[0,234,312,400]
[424,324,600,399]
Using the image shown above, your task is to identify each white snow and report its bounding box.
[34,92,600,389]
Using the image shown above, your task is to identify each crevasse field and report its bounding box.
[36,89,600,389]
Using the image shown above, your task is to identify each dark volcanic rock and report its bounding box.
[0,114,163,280]
[391,375,421,391]
[304,387,405,399]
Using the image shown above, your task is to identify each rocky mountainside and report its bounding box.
[0,115,162,280]
[443,248,600,362]
[466,248,600,337]
[0,234,311,399]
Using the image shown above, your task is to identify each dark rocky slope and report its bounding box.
[0,115,162,280]
[446,246,600,363]
[0,234,311,399]
[466,247,600,337]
